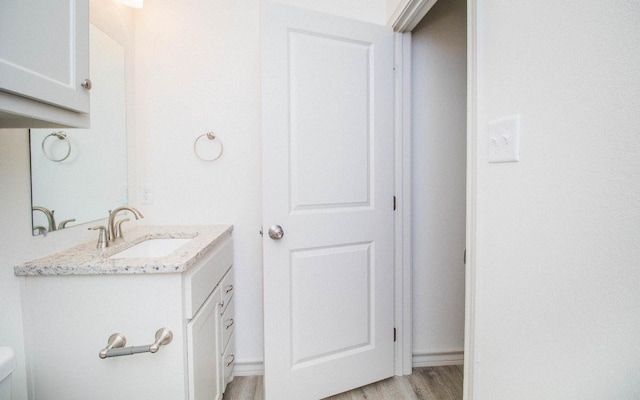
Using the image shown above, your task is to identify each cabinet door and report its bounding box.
[187,287,222,400]
[0,0,89,113]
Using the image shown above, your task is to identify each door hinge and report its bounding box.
[464,248,466,264]
[393,196,397,211]
[393,327,397,342]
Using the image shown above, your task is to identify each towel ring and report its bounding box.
[194,131,224,162]
[42,131,71,162]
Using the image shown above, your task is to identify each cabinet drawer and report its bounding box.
[219,268,235,315]
[222,334,235,388]
[221,299,235,351]
[184,237,233,319]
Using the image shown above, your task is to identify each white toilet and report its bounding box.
[0,347,15,400]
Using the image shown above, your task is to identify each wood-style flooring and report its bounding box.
[223,365,463,400]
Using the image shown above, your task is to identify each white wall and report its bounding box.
[386,0,405,21]
[134,0,265,368]
[0,2,135,399]
[472,1,640,398]
[411,0,466,365]
[134,0,388,373]
[272,0,387,25]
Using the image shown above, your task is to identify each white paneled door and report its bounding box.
[262,3,395,399]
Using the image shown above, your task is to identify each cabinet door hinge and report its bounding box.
[393,196,397,211]
[394,327,397,342]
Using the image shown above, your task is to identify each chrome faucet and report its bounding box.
[108,206,144,241]
[32,206,57,232]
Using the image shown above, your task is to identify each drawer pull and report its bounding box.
[225,353,235,367]
[225,318,235,329]
[219,300,225,309]
[225,284,234,294]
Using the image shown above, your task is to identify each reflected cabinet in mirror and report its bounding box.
[30,25,128,235]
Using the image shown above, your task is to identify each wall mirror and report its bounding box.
[29,24,128,235]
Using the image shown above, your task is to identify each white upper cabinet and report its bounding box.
[0,0,90,128]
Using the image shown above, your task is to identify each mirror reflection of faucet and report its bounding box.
[58,219,76,229]
[32,206,77,234]
[32,206,56,233]
[33,226,48,236]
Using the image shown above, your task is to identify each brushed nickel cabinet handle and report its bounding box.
[226,354,235,367]
[81,78,92,90]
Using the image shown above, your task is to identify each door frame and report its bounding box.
[390,0,477,398]
[393,30,413,377]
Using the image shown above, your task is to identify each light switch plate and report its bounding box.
[488,115,520,163]
[140,184,154,204]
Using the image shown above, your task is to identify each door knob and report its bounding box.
[268,225,284,240]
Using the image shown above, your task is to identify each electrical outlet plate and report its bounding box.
[488,115,520,163]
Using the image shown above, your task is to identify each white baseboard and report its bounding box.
[233,359,264,376]
[412,350,464,368]
[232,350,463,377]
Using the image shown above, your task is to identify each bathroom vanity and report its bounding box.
[15,225,234,400]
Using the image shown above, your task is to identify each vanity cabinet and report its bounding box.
[188,268,235,400]
[0,0,90,128]
[219,269,236,388]
[18,227,235,400]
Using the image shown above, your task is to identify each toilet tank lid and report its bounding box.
[0,347,16,381]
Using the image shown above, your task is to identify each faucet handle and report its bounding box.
[58,218,76,230]
[88,226,109,249]
[114,218,130,240]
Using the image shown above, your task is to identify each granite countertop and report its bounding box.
[14,225,233,276]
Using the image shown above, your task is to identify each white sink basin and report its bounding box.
[110,238,193,259]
